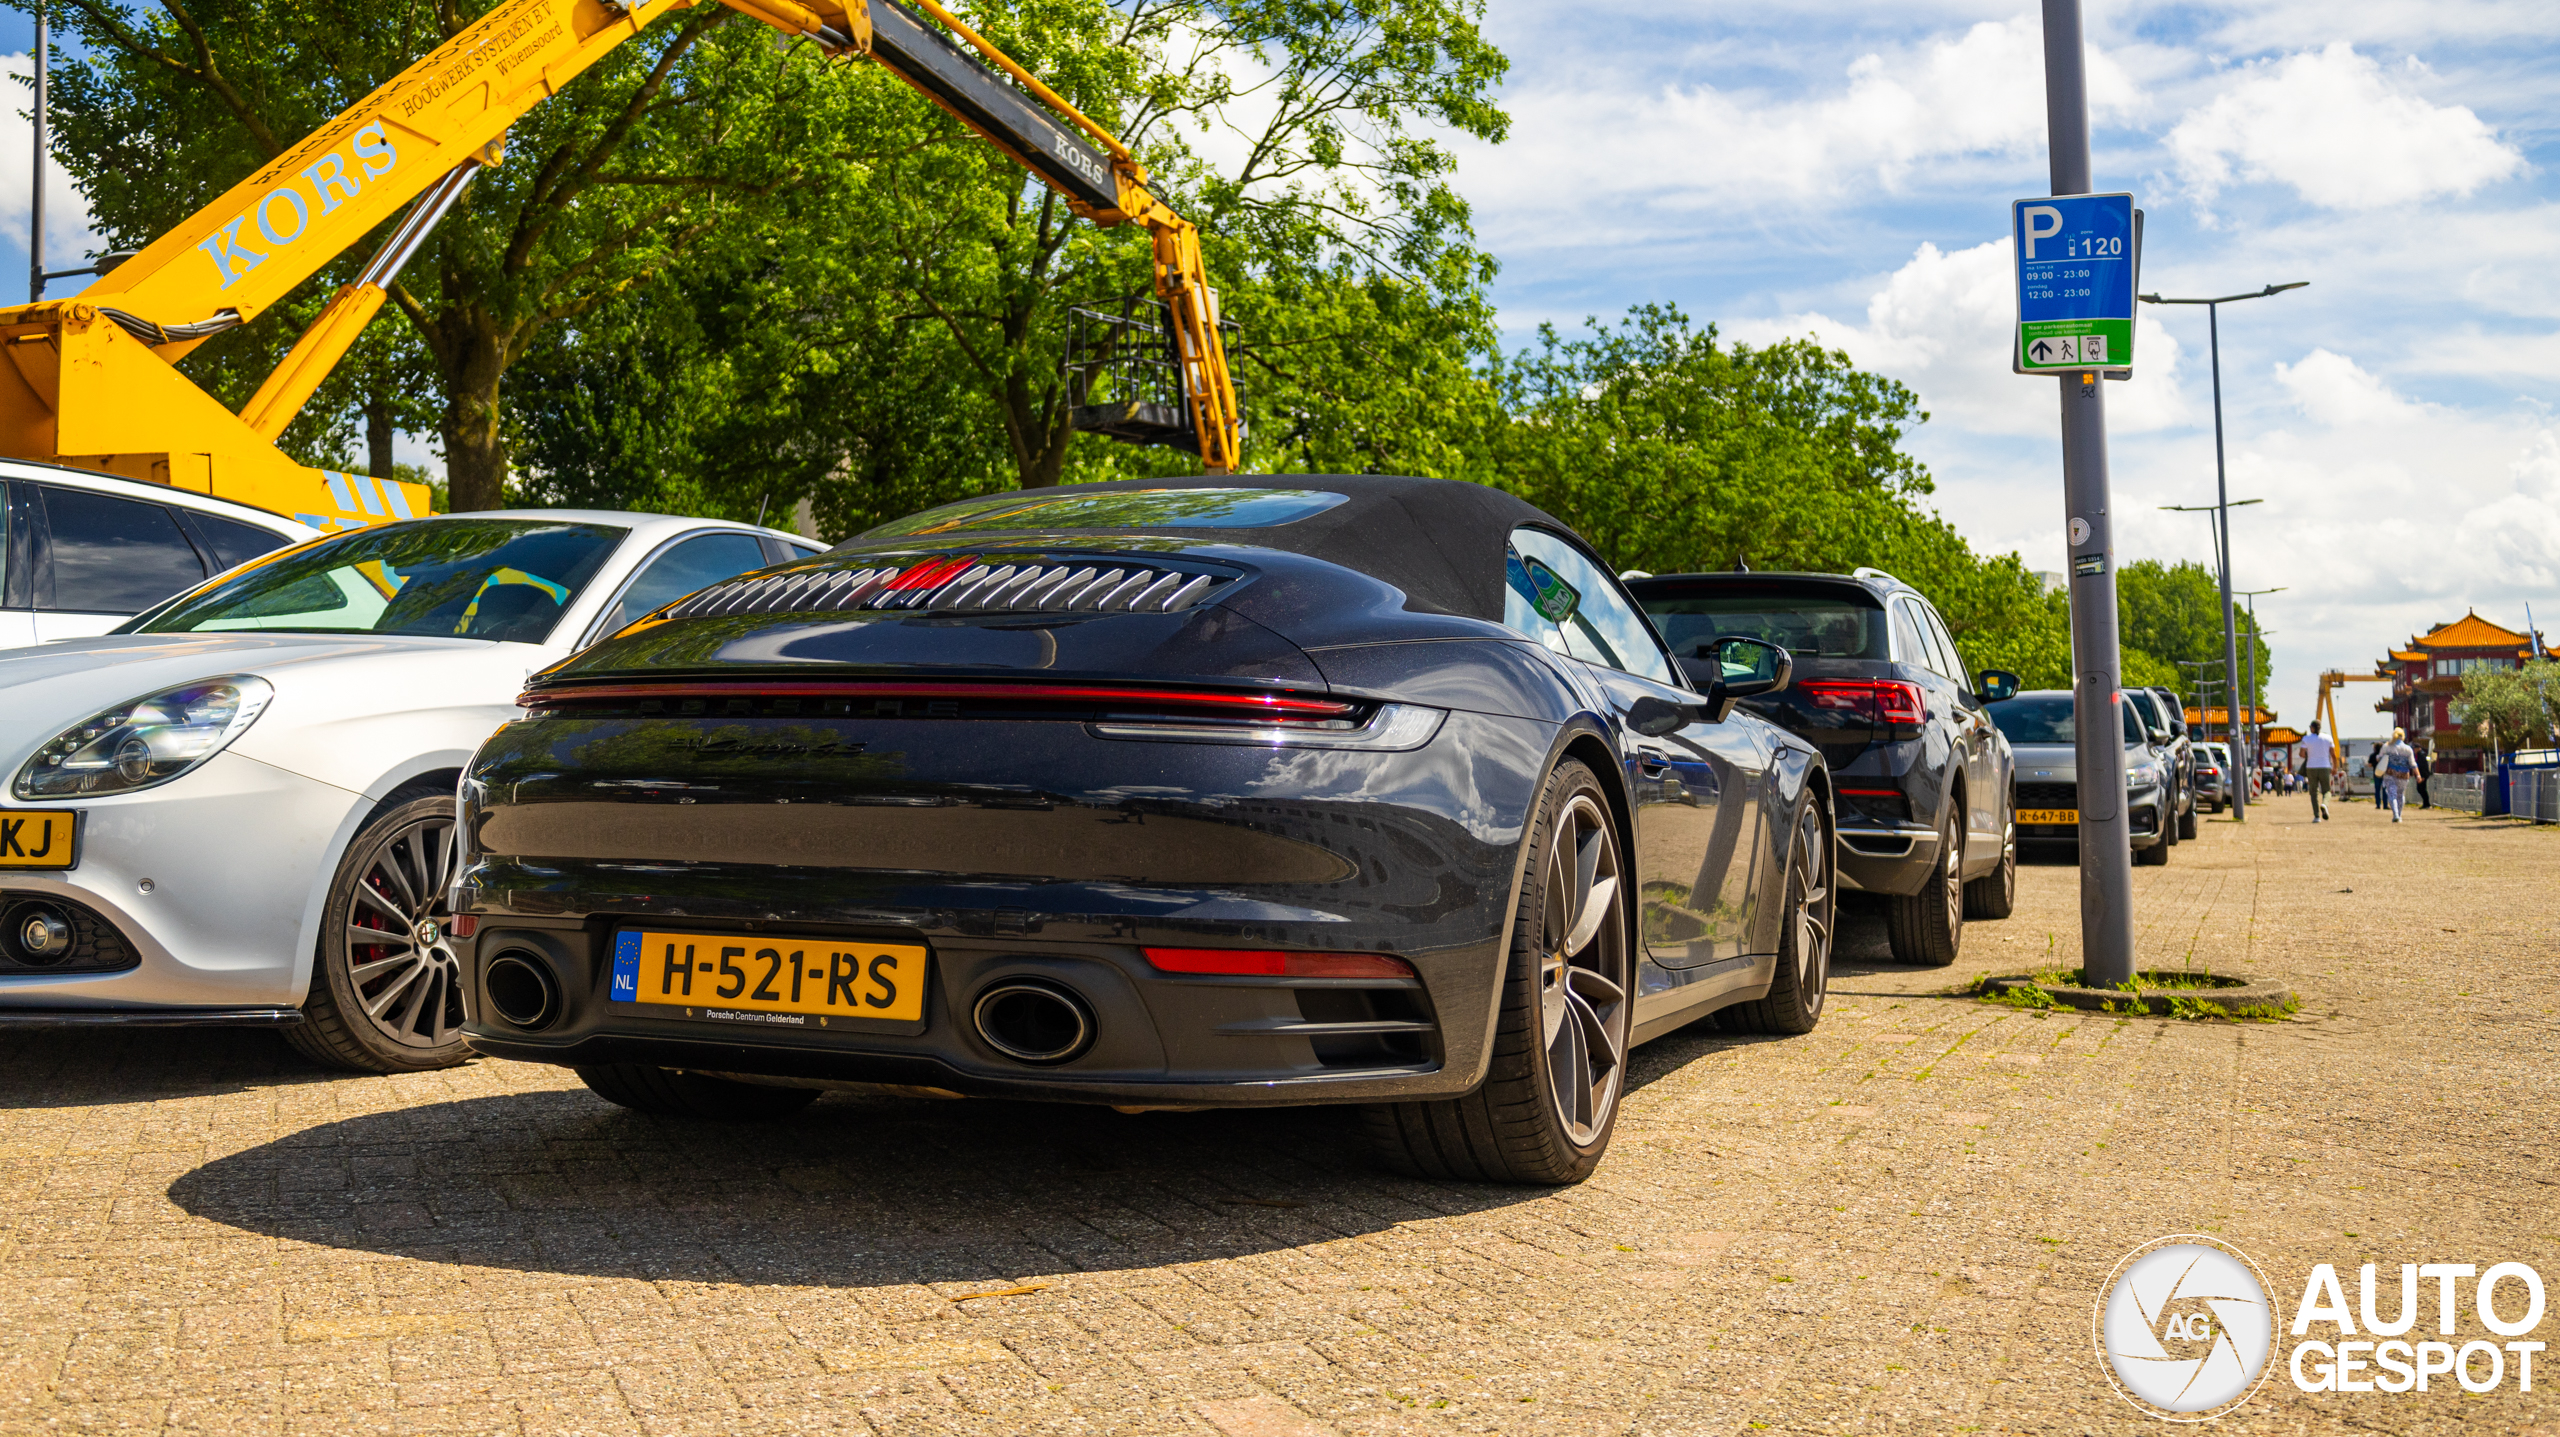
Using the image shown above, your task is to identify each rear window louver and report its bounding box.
[665,558,1233,620]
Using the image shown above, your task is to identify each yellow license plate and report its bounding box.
[609,930,927,1023]
[0,810,78,868]
[2018,808,2079,825]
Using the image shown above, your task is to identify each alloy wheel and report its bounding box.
[1794,810,1834,1019]
[1941,817,1964,933]
[340,812,467,1050]
[1538,793,1629,1145]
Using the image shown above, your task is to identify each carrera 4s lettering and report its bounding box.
[609,930,924,1022]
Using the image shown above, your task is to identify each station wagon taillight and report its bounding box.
[1797,679,1927,727]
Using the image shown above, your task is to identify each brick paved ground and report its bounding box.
[3,788,2556,1436]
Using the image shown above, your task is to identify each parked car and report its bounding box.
[2194,742,2230,811]
[454,476,1839,1185]
[3,463,318,646]
[1627,566,2016,967]
[0,511,821,1070]
[2123,687,2188,855]
[1987,690,2172,864]
[2141,686,2200,839]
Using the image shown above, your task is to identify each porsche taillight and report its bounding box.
[1797,679,1927,727]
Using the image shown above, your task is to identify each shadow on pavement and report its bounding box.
[165,1085,1557,1288]
[0,1026,331,1109]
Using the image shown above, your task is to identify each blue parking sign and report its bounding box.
[2013,193,2138,375]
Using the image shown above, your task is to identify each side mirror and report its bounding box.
[1702,636,1791,722]
[2148,725,2170,747]
[1977,669,2022,703]
[1630,638,1794,733]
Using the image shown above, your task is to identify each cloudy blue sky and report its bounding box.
[1448,0,2559,735]
[0,3,2550,733]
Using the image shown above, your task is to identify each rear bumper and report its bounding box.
[1835,826,1939,896]
[460,920,1491,1105]
[456,707,1553,1105]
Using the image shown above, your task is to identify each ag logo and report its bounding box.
[2095,1235,2277,1420]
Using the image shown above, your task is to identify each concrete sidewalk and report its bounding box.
[0,792,2553,1435]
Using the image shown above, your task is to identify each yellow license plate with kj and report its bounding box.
[2018,808,2079,825]
[610,930,927,1022]
[0,810,78,868]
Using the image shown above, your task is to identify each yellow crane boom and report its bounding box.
[0,0,1241,532]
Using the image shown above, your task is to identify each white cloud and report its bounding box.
[0,55,96,267]
[2164,44,2525,210]
[1461,18,2138,241]
[1727,236,2188,437]
[2271,348,2428,426]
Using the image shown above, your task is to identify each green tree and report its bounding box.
[2454,659,2560,751]
[1474,305,2076,687]
[2112,559,2271,709]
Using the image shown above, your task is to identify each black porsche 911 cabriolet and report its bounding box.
[454,476,1835,1183]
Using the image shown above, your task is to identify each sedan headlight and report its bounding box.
[2127,762,2162,789]
[13,676,274,799]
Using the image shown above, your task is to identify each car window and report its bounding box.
[2125,689,2160,731]
[1988,694,2143,745]
[188,513,295,572]
[132,519,624,644]
[1897,600,1953,679]
[1920,603,1968,683]
[37,485,207,613]
[1636,587,1887,661]
[598,532,771,635]
[1502,528,1673,684]
[1889,600,1931,673]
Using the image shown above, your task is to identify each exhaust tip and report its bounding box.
[972,979,1094,1065]
[484,950,563,1031]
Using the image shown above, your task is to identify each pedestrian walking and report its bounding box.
[2377,728,2419,823]
[2300,722,2335,822]
[2413,739,2434,810]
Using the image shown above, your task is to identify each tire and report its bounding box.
[1726,802,1833,1035]
[1963,814,2016,920]
[576,1064,823,1119]
[2159,804,2181,849]
[286,793,473,1073]
[2135,832,2171,866]
[1363,759,1632,1185]
[2178,804,2199,840]
[1887,807,1964,966]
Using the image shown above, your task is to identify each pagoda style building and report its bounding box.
[2379,611,2556,772]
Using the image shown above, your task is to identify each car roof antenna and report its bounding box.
[1733,553,1750,572]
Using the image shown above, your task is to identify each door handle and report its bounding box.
[1637,756,1672,775]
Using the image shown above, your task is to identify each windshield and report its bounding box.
[1637,587,1887,660]
[865,487,1347,537]
[130,520,623,644]
[1988,693,2144,746]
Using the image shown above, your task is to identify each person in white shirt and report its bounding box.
[2376,727,2420,822]
[2298,722,2336,822]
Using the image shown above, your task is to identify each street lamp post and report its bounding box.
[2234,587,2285,790]
[2139,281,2308,823]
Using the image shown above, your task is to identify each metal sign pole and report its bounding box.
[27,0,44,304]
[2207,303,2244,820]
[2039,0,2134,987]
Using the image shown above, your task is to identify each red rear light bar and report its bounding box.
[518,680,1357,717]
[1797,679,1927,726]
[1145,948,1418,980]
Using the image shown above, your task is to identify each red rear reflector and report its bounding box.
[1796,679,1927,726]
[1837,788,1900,797]
[885,556,975,591]
[446,915,478,938]
[1144,948,1417,980]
